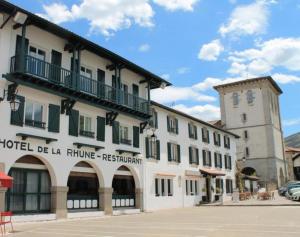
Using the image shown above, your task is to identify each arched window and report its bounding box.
[246,90,255,104]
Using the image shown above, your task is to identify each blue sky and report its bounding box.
[9,0,300,136]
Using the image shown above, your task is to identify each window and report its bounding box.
[224,135,231,149]
[25,101,45,129]
[242,113,247,123]
[226,179,233,194]
[213,132,221,146]
[29,46,46,61]
[145,137,160,160]
[245,147,250,157]
[214,153,222,168]
[188,123,197,139]
[168,143,180,163]
[225,155,232,170]
[28,46,46,77]
[167,116,178,134]
[79,115,94,138]
[80,66,92,79]
[244,130,248,140]
[216,179,224,194]
[232,92,239,106]
[120,124,131,145]
[202,150,212,167]
[155,178,173,196]
[246,90,255,104]
[202,127,210,143]
[149,109,158,128]
[189,146,199,165]
[186,180,198,196]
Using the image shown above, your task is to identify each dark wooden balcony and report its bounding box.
[9,55,150,118]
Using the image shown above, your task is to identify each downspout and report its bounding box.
[20,22,27,72]
[77,48,81,92]
[147,81,151,116]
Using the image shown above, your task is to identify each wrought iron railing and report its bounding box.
[79,130,95,138]
[10,55,150,115]
[25,119,46,129]
[112,194,135,208]
[120,138,132,145]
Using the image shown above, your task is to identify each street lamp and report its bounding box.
[0,89,20,112]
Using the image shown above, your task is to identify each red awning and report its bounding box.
[0,172,13,188]
[199,168,226,177]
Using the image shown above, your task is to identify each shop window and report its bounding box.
[25,100,46,129]
[79,115,94,138]
[155,178,173,197]
[226,179,233,194]
[216,179,224,194]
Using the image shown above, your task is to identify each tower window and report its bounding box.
[242,113,247,123]
[232,92,239,107]
[245,147,250,157]
[244,130,248,140]
[246,90,255,104]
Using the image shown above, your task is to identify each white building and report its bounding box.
[0,1,237,220]
[214,77,287,190]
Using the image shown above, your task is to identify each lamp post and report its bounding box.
[0,89,20,112]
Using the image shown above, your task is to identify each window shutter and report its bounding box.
[226,180,229,194]
[208,151,212,166]
[188,123,191,138]
[225,155,228,169]
[177,144,181,163]
[145,137,150,159]
[229,156,232,170]
[196,148,199,165]
[228,137,231,149]
[189,147,192,164]
[167,116,170,132]
[10,95,25,127]
[112,121,120,144]
[133,126,140,148]
[156,140,160,160]
[202,150,206,166]
[194,126,198,140]
[48,104,60,133]
[167,142,172,161]
[175,118,179,134]
[218,134,221,146]
[207,130,210,143]
[96,116,105,141]
[68,109,79,136]
[221,179,224,193]
[214,153,217,168]
[220,154,223,168]
[202,128,205,141]
[154,111,158,128]
[213,132,216,144]
[224,135,226,147]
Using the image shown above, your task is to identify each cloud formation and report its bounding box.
[173,104,220,121]
[198,40,224,61]
[153,0,199,11]
[138,43,150,52]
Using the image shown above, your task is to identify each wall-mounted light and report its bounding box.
[160,82,167,89]
[0,89,20,112]
[13,11,28,25]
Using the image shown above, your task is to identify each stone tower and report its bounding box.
[214,76,287,189]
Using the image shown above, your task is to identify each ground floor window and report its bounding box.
[294,167,300,181]
[155,178,173,197]
[215,179,224,194]
[226,179,233,194]
[186,180,198,196]
[6,168,51,214]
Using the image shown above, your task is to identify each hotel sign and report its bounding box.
[0,138,142,165]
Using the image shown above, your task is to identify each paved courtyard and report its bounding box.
[8,205,300,237]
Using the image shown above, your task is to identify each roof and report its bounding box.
[0,0,171,89]
[151,101,240,138]
[199,168,226,177]
[285,146,300,153]
[213,76,283,95]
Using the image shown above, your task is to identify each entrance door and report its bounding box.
[97,69,105,98]
[205,177,211,203]
[132,84,139,110]
[51,50,62,83]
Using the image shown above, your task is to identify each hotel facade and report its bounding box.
[0,1,237,220]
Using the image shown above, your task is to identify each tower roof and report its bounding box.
[213,76,283,94]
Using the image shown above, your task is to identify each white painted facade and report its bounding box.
[0,2,237,220]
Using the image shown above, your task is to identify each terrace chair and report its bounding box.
[0,212,13,235]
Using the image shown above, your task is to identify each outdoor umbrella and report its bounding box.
[0,172,13,188]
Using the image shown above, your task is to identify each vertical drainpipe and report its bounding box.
[114,64,118,103]
[72,49,76,90]
[147,81,151,116]
[77,48,81,92]
[20,23,27,72]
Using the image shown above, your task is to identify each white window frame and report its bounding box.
[232,92,239,107]
[191,146,198,164]
[80,65,93,79]
[24,100,46,129]
[119,123,132,145]
[170,143,179,162]
[79,114,93,133]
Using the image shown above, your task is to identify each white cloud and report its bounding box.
[198,40,224,61]
[151,86,216,104]
[177,67,190,74]
[38,0,154,36]
[283,118,300,127]
[229,38,300,76]
[138,43,150,52]
[192,76,243,91]
[153,0,199,11]
[219,0,272,38]
[160,73,170,80]
[272,73,300,84]
[229,0,237,4]
[173,104,220,121]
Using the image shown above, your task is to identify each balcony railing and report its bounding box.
[25,119,46,129]
[79,130,95,138]
[120,138,132,146]
[10,55,150,115]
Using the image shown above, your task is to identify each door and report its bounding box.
[51,50,62,83]
[15,35,29,72]
[205,177,211,203]
[97,69,105,98]
[132,84,139,110]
